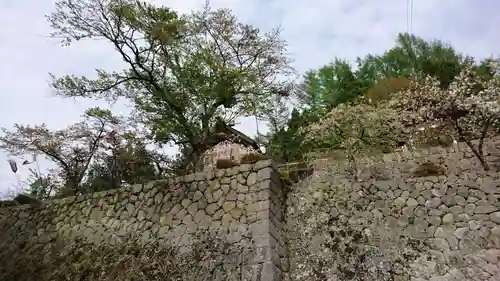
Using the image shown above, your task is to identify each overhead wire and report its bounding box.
[406,0,414,34]
[406,0,410,34]
[410,0,414,34]
[406,0,416,75]
[411,0,415,74]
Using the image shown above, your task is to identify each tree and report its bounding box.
[254,94,289,153]
[299,98,404,163]
[47,0,294,168]
[298,58,500,168]
[357,33,463,89]
[363,76,412,105]
[263,33,481,163]
[265,108,306,162]
[82,133,168,192]
[295,33,465,116]
[0,107,171,197]
[389,58,500,170]
[296,59,363,113]
[23,157,59,199]
[0,108,120,195]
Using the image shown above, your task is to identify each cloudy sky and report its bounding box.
[0,0,499,196]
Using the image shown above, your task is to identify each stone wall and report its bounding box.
[0,160,287,281]
[3,138,500,281]
[286,137,500,281]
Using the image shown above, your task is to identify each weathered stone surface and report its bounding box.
[247,172,257,186]
[465,203,476,215]
[454,227,469,240]
[285,137,500,281]
[432,185,448,197]
[205,203,218,215]
[394,197,406,207]
[442,213,454,225]
[222,202,236,213]
[407,198,419,208]
[0,160,285,281]
[426,198,442,209]
[490,211,500,223]
[475,204,497,214]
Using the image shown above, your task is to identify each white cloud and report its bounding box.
[1,0,499,195]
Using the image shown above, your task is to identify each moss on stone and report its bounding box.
[239,153,269,164]
[215,158,239,169]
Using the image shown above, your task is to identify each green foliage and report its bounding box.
[301,100,403,160]
[266,108,312,162]
[0,108,170,198]
[357,33,463,89]
[47,0,294,167]
[264,33,486,162]
[296,33,464,114]
[296,57,500,169]
[297,59,363,112]
[81,136,167,193]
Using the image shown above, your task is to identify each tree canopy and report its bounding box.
[262,33,499,167]
[0,108,169,197]
[48,0,294,166]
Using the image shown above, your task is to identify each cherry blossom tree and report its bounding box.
[389,57,500,170]
[0,107,169,198]
[301,58,500,171]
[301,100,402,158]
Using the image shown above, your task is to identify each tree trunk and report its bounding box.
[463,138,490,171]
[455,118,492,171]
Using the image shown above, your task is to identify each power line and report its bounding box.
[410,0,414,34]
[406,0,416,74]
[406,0,414,35]
[406,0,409,34]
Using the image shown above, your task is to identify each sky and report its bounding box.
[0,0,499,196]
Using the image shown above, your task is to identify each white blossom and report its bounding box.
[302,58,500,169]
